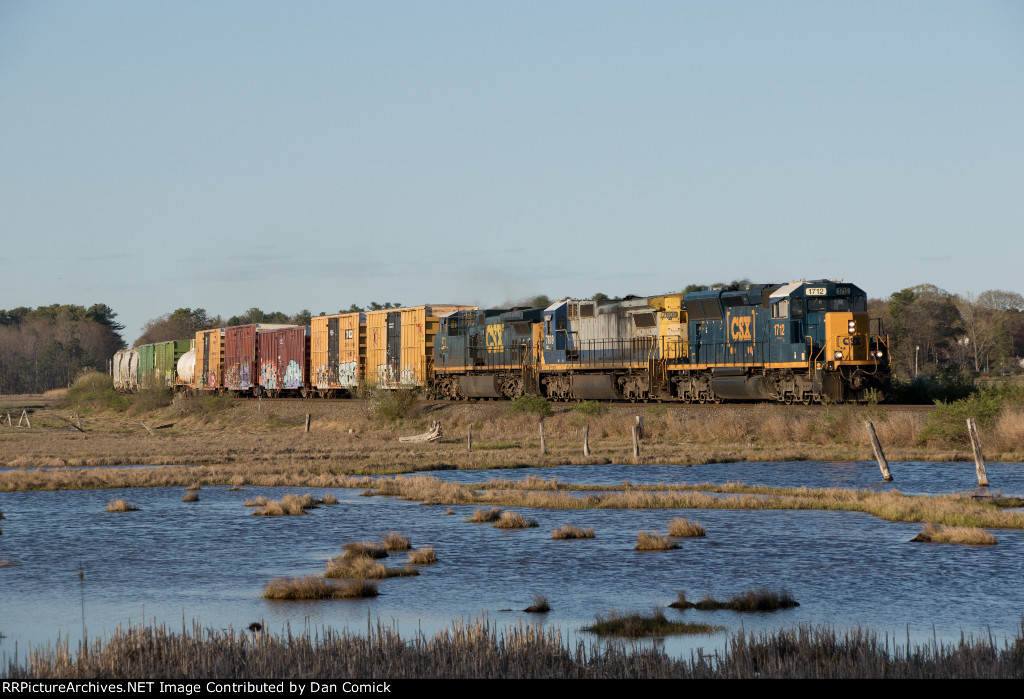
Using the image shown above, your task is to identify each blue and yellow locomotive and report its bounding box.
[432,280,889,403]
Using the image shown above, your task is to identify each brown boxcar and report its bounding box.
[257,326,310,396]
[225,324,296,394]
[366,305,475,389]
[194,329,226,391]
[310,312,366,396]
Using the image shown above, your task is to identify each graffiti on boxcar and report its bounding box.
[315,364,331,389]
[283,360,303,390]
[400,364,415,386]
[339,361,359,388]
[261,362,278,389]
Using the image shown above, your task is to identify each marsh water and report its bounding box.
[1,460,1023,664]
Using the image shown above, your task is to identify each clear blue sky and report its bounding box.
[2,1,1022,344]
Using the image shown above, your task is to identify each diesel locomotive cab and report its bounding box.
[768,281,889,402]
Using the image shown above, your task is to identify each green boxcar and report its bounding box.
[155,340,192,388]
[138,344,157,389]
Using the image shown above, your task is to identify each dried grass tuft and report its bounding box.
[668,517,705,538]
[635,531,678,551]
[551,524,595,540]
[465,507,503,523]
[181,491,199,503]
[321,493,339,505]
[262,575,378,600]
[252,493,319,516]
[493,511,538,529]
[382,531,411,551]
[105,499,139,513]
[911,523,997,545]
[342,541,388,560]
[407,546,437,565]
[524,594,550,613]
[583,607,721,638]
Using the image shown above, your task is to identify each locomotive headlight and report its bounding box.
[847,320,856,334]
[834,350,843,360]
[874,350,885,359]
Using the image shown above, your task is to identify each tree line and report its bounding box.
[0,304,126,394]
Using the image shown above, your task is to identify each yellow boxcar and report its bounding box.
[310,312,366,395]
[194,328,226,391]
[366,305,475,389]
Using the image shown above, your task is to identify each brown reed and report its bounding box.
[668,517,706,537]
[105,499,138,512]
[262,575,378,600]
[910,523,998,545]
[382,532,411,551]
[635,531,678,551]
[407,546,437,565]
[181,491,199,503]
[551,524,595,539]
[8,615,1024,678]
[493,511,539,529]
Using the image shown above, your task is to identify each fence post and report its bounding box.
[467,424,473,452]
[635,415,644,440]
[864,421,892,482]
[967,418,989,488]
[540,420,547,455]
[632,424,640,462]
[583,423,590,456]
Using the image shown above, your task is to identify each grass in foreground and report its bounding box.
[262,575,378,600]
[910,523,998,545]
[668,517,706,537]
[670,589,799,612]
[551,524,595,539]
[635,531,678,551]
[583,608,723,638]
[11,617,1024,678]
[105,499,139,512]
[181,491,199,503]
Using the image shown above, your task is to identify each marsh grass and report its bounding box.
[366,387,419,422]
[342,541,388,560]
[910,523,998,545]
[382,532,411,551]
[321,493,339,505]
[262,575,378,600]
[12,616,1024,678]
[325,555,418,580]
[551,524,594,539]
[671,589,800,612]
[105,499,139,512]
[185,484,201,491]
[0,557,21,567]
[493,511,538,529]
[245,496,269,507]
[407,546,437,565]
[181,491,199,503]
[583,608,722,638]
[524,594,550,613]
[667,517,706,537]
[252,493,319,516]
[465,507,503,523]
[635,531,678,551]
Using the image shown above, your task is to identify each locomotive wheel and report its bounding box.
[801,393,812,405]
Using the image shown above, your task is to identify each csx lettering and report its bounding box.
[730,316,753,342]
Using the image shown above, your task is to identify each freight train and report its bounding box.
[112,280,890,403]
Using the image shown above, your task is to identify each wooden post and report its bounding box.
[19,410,30,428]
[540,421,547,455]
[865,421,892,481]
[632,424,640,461]
[75,413,82,430]
[967,418,989,488]
[583,423,590,456]
[258,394,262,414]
[635,415,644,440]
[467,424,473,452]
[4,412,11,426]
[141,422,155,435]
[305,414,311,433]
